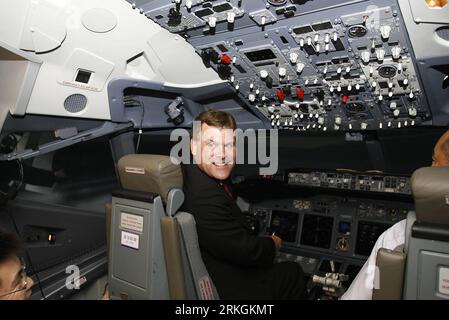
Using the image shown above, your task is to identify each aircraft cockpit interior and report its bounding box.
[0,0,448,302]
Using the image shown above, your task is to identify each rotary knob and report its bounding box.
[335,117,342,125]
[208,16,217,28]
[227,12,235,24]
[296,63,305,73]
[290,52,299,64]
[391,46,402,60]
[361,51,371,63]
[376,48,386,62]
[380,25,392,40]
[279,67,287,77]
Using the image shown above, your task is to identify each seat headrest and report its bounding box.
[117,154,182,202]
[411,166,449,225]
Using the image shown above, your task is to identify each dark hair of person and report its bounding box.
[0,228,21,264]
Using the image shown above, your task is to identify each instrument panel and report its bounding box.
[288,170,411,194]
[138,0,432,132]
[248,187,412,295]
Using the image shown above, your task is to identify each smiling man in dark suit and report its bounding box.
[182,110,307,300]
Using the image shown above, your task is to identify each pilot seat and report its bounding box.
[373,166,449,300]
[106,154,219,300]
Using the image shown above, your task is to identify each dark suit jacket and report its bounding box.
[182,164,276,299]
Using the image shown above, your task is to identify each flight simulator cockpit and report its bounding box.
[0,0,448,301]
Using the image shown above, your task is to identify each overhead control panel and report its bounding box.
[138,0,433,131]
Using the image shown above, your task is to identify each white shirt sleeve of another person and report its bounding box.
[340,219,407,300]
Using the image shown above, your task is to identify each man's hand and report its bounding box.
[271,235,282,256]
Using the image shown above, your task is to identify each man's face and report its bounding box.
[0,255,33,300]
[432,131,449,167]
[191,123,236,181]
[432,145,449,167]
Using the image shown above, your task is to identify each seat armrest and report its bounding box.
[372,247,406,300]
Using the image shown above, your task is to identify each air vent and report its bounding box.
[64,94,87,113]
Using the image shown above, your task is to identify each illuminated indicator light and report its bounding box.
[426,0,447,8]
[296,87,305,100]
[220,54,232,65]
[342,95,348,104]
[276,89,286,102]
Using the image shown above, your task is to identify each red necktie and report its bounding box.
[223,183,234,199]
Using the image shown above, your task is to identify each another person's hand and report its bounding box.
[270,235,282,256]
